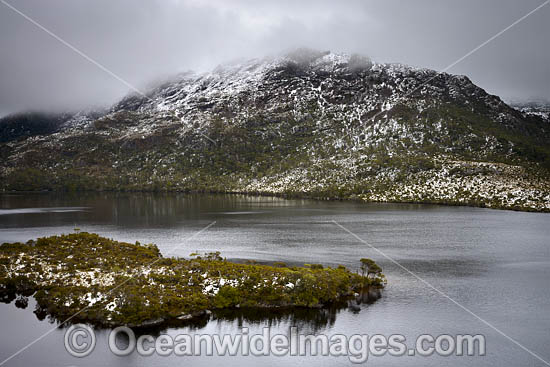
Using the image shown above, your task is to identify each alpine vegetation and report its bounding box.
[1,49,549,211]
[0,232,384,327]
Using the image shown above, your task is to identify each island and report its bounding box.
[0,232,385,327]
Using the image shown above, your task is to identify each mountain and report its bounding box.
[0,112,71,143]
[1,49,549,211]
[510,101,550,124]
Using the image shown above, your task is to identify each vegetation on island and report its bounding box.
[0,232,385,327]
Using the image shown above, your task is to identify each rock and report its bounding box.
[177,313,193,320]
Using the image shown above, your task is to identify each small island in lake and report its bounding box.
[0,232,385,327]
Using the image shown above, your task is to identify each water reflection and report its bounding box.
[0,192,308,228]
[2,193,550,366]
[1,291,382,334]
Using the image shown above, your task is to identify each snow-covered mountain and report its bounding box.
[1,49,549,211]
[511,101,550,123]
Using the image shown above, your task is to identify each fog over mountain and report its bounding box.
[1,0,549,117]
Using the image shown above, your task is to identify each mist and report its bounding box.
[1,0,549,117]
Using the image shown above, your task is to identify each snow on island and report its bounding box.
[0,232,385,328]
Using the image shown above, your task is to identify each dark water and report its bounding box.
[1,192,549,366]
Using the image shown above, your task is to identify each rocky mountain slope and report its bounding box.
[1,49,549,211]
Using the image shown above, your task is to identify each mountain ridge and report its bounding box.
[1,49,549,211]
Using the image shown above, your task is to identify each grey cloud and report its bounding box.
[1,0,549,116]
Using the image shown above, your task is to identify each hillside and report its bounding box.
[1,49,549,211]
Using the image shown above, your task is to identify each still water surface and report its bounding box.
[0,193,549,366]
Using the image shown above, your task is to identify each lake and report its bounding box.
[1,192,549,366]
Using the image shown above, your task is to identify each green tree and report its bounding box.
[360,258,382,281]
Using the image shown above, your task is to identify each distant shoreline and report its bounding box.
[1,188,548,213]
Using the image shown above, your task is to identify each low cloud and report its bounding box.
[1,0,549,116]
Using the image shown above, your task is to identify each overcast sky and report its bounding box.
[1,0,549,116]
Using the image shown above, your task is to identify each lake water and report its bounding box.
[0,192,549,366]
